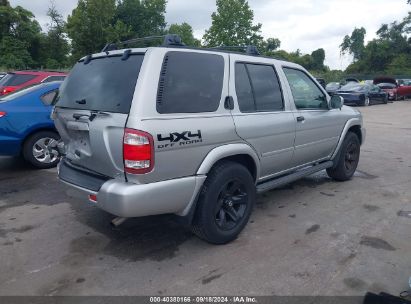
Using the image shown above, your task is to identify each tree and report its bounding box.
[311,48,326,71]
[116,0,166,39]
[203,0,263,47]
[0,3,43,68]
[41,2,70,68]
[168,23,200,47]
[340,27,366,62]
[66,0,130,60]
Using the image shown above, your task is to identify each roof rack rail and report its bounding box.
[208,45,260,56]
[101,34,184,52]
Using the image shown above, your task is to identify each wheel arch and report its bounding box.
[196,144,260,182]
[331,118,364,161]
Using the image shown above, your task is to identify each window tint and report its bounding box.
[41,90,58,105]
[283,68,328,110]
[235,63,283,112]
[157,52,224,114]
[1,74,37,86]
[235,63,254,112]
[42,76,66,83]
[56,55,144,113]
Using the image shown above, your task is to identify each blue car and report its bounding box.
[0,82,62,168]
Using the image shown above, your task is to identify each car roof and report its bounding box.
[11,70,67,76]
[80,46,301,69]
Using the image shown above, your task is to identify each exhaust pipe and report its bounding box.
[111,217,127,227]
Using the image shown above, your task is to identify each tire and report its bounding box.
[327,132,360,181]
[383,96,388,104]
[362,97,370,106]
[23,131,60,169]
[191,161,256,244]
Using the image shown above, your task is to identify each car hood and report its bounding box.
[373,77,397,85]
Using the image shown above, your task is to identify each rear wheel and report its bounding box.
[383,95,388,104]
[327,132,360,181]
[191,161,255,244]
[23,131,60,169]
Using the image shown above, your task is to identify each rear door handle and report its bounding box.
[296,116,305,122]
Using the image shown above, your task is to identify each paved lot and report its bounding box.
[0,101,411,296]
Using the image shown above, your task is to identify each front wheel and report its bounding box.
[383,95,388,104]
[363,97,370,106]
[191,161,256,244]
[23,131,60,169]
[327,132,360,181]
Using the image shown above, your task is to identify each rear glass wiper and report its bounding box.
[75,99,86,105]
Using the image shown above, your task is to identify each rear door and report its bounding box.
[229,55,296,179]
[53,53,145,179]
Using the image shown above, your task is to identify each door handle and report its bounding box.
[224,96,234,110]
[296,116,305,122]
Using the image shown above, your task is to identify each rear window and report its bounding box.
[156,51,224,114]
[42,76,66,83]
[55,54,144,113]
[0,73,37,86]
[235,63,284,112]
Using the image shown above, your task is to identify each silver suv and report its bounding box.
[54,35,365,244]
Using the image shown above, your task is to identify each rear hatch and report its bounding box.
[53,52,145,179]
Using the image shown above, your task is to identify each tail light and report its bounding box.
[0,112,6,118]
[88,194,97,203]
[0,86,16,96]
[123,128,154,174]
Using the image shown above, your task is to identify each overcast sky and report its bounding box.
[9,0,411,69]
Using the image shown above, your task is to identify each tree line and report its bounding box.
[0,0,410,81]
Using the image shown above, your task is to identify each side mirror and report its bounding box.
[330,95,344,109]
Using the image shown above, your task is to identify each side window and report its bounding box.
[40,90,58,105]
[235,63,254,112]
[156,51,225,114]
[283,68,328,110]
[42,76,66,83]
[235,63,283,112]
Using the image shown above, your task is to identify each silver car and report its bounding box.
[53,35,365,244]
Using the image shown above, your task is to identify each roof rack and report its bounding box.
[208,45,261,56]
[101,34,184,52]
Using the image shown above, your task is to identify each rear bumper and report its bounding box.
[58,159,206,218]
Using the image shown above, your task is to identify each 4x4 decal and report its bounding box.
[157,130,202,149]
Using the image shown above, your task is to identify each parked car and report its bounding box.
[0,82,62,168]
[316,78,326,88]
[374,77,399,101]
[0,71,66,96]
[325,82,341,95]
[397,80,411,99]
[336,83,388,106]
[345,78,360,84]
[54,35,365,244]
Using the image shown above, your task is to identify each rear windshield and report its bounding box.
[55,54,144,113]
[0,73,37,86]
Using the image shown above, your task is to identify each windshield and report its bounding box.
[326,82,340,89]
[0,83,43,102]
[377,83,396,89]
[55,54,144,114]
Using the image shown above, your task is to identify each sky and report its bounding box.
[9,0,411,70]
